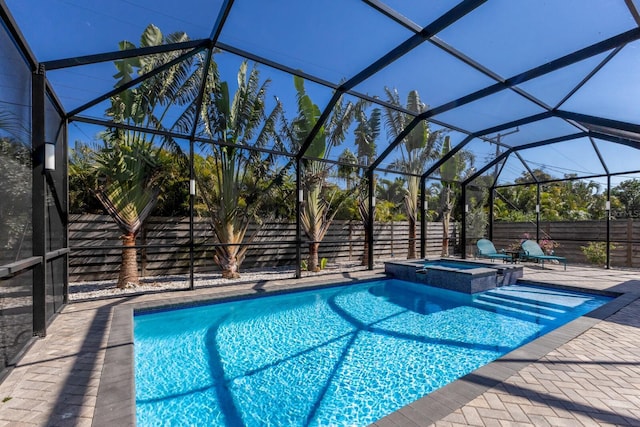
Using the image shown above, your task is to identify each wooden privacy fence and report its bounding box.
[68,215,450,282]
[489,220,640,268]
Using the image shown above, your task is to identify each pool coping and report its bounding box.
[92,277,637,427]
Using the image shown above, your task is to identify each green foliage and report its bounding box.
[612,179,640,218]
[69,141,103,214]
[0,136,31,259]
[94,134,163,235]
[581,242,614,266]
[495,170,606,221]
[320,257,328,270]
[287,76,357,271]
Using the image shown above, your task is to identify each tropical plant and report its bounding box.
[439,136,462,256]
[194,60,283,278]
[581,241,614,266]
[69,141,103,214]
[97,24,201,288]
[612,179,640,218]
[0,111,31,263]
[286,76,356,272]
[383,88,441,259]
[94,136,164,288]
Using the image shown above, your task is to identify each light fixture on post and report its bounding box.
[371,196,376,207]
[298,189,304,201]
[189,179,196,196]
[605,200,611,211]
[535,204,540,213]
[44,142,55,171]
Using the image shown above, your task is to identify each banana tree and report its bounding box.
[384,88,441,259]
[195,61,283,278]
[288,76,355,272]
[97,24,201,288]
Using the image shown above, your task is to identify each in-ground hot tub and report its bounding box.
[385,258,523,293]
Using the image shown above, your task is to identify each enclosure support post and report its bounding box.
[367,169,375,270]
[536,184,541,242]
[461,184,467,259]
[420,177,426,259]
[189,139,195,290]
[489,187,495,241]
[32,65,47,337]
[606,175,611,269]
[296,159,302,278]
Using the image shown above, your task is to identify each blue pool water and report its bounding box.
[134,280,611,426]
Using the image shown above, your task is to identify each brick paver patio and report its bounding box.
[0,265,638,426]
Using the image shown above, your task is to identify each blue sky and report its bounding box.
[4,0,640,185]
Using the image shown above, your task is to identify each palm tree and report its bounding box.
[287,76,356,272]
[352,103,380,266]
[336,148,358,190]
[383,88,441,259]
[97,24,201,288]
[439,137,475,255]
[195,60,283,278]
[94,136,163,287]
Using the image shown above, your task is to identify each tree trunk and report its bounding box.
[408,216,416,259]
[118,233,139,288]
[215,247,241,279]
[442,213,450,257]
[308,242,320,272]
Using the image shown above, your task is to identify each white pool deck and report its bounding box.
[0,264,639,426]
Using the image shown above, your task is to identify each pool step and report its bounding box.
[484,290,575,311]
[476,294,567,316]
[472,298,559,322]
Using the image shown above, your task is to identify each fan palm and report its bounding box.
[383,88,441,259]
[195,60,283,278]
[97,24,201,288]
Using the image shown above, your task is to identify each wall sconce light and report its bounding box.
[298,189,304,200]
[371,196,376,207]
[45,142,55,171]
[464,204,469,213]
[535,204,540,213]
[605,201,611,211]
[189,179,196,196]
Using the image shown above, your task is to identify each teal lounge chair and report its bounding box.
[476,239,511,263]
[521,240,566,270]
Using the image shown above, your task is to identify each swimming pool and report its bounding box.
[134,279,611,426]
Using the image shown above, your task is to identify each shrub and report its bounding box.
[581,242,614,266]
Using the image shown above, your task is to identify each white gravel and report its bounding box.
[68,262,381,301]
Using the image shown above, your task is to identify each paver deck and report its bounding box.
[0,265,639,426]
